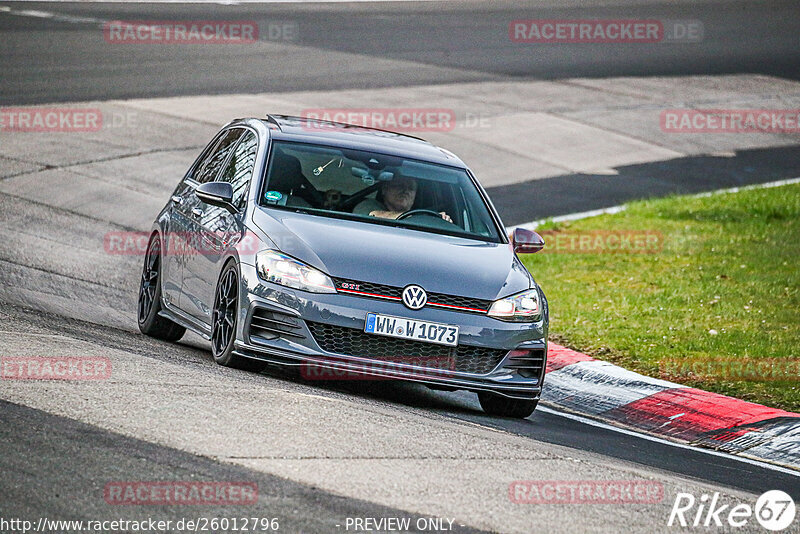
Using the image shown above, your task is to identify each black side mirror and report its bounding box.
[511,227,545,254]
[196,182,237,214]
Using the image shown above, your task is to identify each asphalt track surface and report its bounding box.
[3,304,799,530]
[1,0,799,104]
[0,399,486,534]
[1,1,800,532]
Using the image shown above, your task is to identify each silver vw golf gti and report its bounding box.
[138,115,548,418]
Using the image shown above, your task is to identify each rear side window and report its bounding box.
[219,130,258,210]
[194,128,242,184]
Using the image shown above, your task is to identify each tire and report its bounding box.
[138,235,186,342]
[211,262,264,372]
[478,392,538,419]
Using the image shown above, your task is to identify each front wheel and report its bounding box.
[478,392,538,419]
[138,236,185,342]
[211,263,264,372]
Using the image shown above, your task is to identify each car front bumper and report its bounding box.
[234,263,548,400]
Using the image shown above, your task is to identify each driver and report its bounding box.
[354,176,452,222]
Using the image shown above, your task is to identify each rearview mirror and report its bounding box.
[196,182,236,214]
[511,228,545,254]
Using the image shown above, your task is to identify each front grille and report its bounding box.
[336,280,402,299]
[332,277,492,313]
[427,292,492,312]
[306,321,506,375]
[249,308,304,342]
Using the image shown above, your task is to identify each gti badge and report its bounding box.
[402,285,427,310]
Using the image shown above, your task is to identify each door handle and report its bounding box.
[191,208,203,218]
[170,195,183,205]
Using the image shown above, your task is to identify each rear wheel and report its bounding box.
[211,263,264,372]
[138,236,186,342]
[478,392,538,419]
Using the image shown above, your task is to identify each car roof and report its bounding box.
[243,115,467,168]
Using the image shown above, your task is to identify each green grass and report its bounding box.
[522,183,800,412]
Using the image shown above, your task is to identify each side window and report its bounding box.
[194,128,242,184]
[219,130,258,210]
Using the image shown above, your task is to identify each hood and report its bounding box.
[252,208,532,300]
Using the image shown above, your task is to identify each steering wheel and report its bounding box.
[397,209,448,221]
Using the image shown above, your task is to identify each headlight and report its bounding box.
[256,250,336,293]
[487,288,541,322]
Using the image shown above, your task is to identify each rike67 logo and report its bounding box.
[669,490,796,531]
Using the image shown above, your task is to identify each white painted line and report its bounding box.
[692,176,800,198]
[0,0,451,3]
[510,176,800,231]
[15,9,54,17]
[509,206,627,231]
[538,405,800,477]
[2,6,106,24]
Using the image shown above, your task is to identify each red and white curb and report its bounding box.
[543,344,800,471]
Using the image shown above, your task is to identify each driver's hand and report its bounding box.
[440,212,453,223]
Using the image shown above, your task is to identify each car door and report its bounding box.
[178,128,244,321]
[180,127,248,322]
[161,130,230,311]
[191,129,260,326]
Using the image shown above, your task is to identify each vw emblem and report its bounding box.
[402,285,427,310]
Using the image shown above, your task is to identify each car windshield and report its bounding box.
[260,141,502,242]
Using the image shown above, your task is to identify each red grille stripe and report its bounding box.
[428,301,488,313]
[339,289,401,300]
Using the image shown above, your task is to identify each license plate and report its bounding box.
[364,313,459,347]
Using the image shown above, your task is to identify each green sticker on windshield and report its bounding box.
[265,191,283,203]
